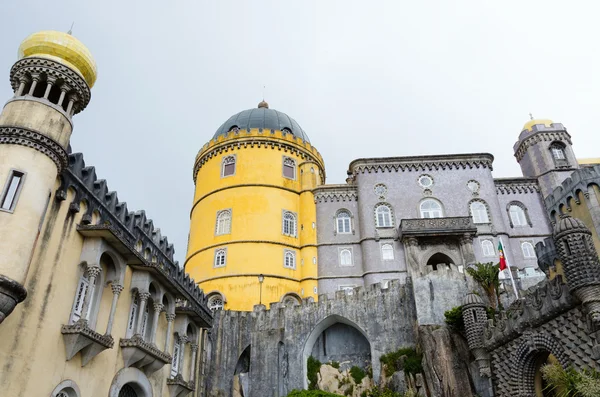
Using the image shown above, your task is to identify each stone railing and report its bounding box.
[399,216,477,238]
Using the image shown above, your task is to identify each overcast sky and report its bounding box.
[1,1,598,264]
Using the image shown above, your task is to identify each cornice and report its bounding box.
[0,126,68,172]
[314,185,358,203]
[349,153,494,175]
[494,178,540,195]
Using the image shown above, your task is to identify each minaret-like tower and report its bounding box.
[462,293,491,378]
[0,31,96,323]
[554,215,600,327]
[185,101,325,311]
[514,118,578,197]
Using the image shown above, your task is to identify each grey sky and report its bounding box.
[1,1,598,264]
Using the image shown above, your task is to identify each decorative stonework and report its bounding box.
[399,217,476,238]
[350,153,494,175]
[494,178,540,194]
[0,274,27,324]
[167,374,195,396]
[514,130,572,162]
[314,186,358,203]
[120,335,172,373]
[61,320,114,366]
[0,126,68,172]
[373,183,387,200]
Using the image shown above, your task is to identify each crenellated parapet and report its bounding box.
[348,153,494,175]
[57,152,212,326]
[193,128,325,183]
[494,178,540,195]
[535,237,558,275]
[544,164,600,215]
[513,123,570,162]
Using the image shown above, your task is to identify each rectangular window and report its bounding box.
[0,170,25,212]
[171,339,181,377]
[338,285,357,295]
[214,248,227,268]
[283,157,296,180]
[222,155,236,177]
[339,247,353,266]
[69,275,89,324]
[284,250,296,269]
[381,243,394,260]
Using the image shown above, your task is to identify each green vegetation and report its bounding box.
[350,366,367,384]
[379,348,423,377]
[329,361,340,369]
[307,356,322,390]
[542,363,600,397]
[287,390,344,397]
[361,386,417,397]
[465,262,501,310]
[344,385,354,396]
[444,306,464,332]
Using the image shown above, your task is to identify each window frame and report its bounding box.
[215,209,232,236]
[69,272,90,325]
[221,155,236,178]
[481,240,495,257]
[283,249,296,269]
[0,169,26,213]
[507,201,532,228]
[419,198,444,219]
[282,210,298,237]
[282,156,296,180]
[338,247,353,266]
[522,241,536,258]
[375,204,394,228]
[214,248,227,268]
[381,243,395,261]
[207,293,225,312]
[335,209,353,234]
[469,200,490,224]
[125,292,139,338]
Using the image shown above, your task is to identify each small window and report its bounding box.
[339,248,353,266]
[215,209,232,235]
[312,257,316,264]
[551,146,566,160]
[283,157,296,180]
[522,242,536,258]
[222,155,236,177]
[509,205,528,227]
[470,201,489,224]
[420,199,443,218]
[126,293,139,337]
[284,250,296,269]
[171,337,181,377]
[214,248,227,267]
[282,211,297,237]
[207,294,224,311]
[139,302,149,339]
[338,285,356,295]
[481,240,495,257]
[0,170,25,212]
[381,243,394,260]
[418,175,433,188]
[69,273,90,324]
[336,210,352,234]
[375,205,393,227]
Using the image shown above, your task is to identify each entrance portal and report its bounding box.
[426,253,454,272]
[233,345,251,397]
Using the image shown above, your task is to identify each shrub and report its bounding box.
[444,306,464,333]
[541,363,600,397]
[345,385,354,396]
[307,356,322,390]
[362,385,408,397]
[329,361,340,369]
[287,390,344,397]
[350,366,367,384]
[379,348,423,376]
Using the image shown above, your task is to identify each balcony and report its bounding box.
[399,216,477,238]
[120,335,172,375]
[61,320,114,365]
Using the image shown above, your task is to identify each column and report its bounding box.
[135,292,150,336]
[150,302,164,344]
[189,343,199,383]
[403,237,420,275]
[27,75,40,96]
[66,95,77,115]
[43,78,55,99]
[15,77,27,97]
[81,265,101,324]
[178,335,189,377]
[164,313,176,352]
[57,85,70,107]
[459,233,476,265]
[104,284,123,335]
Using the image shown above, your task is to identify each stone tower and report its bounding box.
[0,31,96,323]
[513,118,578,197]
[185,101,325,311]
[554,215,600,328]
[462,293,491,378]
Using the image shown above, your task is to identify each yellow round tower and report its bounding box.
[185,101,325,311]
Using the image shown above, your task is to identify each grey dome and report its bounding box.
[462,293,484,307]
[554,215,590,237]
[213,104,310,143]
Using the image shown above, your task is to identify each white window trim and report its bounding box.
[125,293,139,338]
[338,247,354,266]
[470,201,490,224]
[336,210,353,234]
[214,248,227,268]
[215,209,232,236]
[509,205,527,227]
[0,169,26,213]
[207,293,225,311]
[284,249,296,269]
[171,337,181,377]
[69,273,90,324]
[375,204,394,228]
[522,241,536,258]
[282,156,296,180]
[481,240,495,257]
[282,210,298,237]
[419,199,444,219]
[338,285,357,295]
[381,243,395,261]
[221,155,237,178]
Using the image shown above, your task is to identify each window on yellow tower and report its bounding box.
[284,250,296,269]
[214,248,227,267]
[282,211,297,237]
[215,209,232,235]
[222,155,236,177]
[283,157,296,180]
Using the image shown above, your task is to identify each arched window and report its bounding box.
[481,240,495,257]
[339,248,352,266]
[283,157,296,180]
[550,144,566,160]
[215,209,232,235]
[336,210,352,234]
[509,204,528,227]
[375,204,393,227]
[282,211,297,237]
[207,294,224,311]
[51,380,81,397]
[420,199,443,218]
[118,384,138,397]
[222,155,236,177]
[470,201,489,224]
[522,242,536,258]
[214,248,227,268]
[284,250,296,269]
[381,243,394,260]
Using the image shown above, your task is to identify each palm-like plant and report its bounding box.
[466,262,500,310]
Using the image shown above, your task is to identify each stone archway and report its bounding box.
[302,315,373,389]
[233,345,251,397]
[426,252,454,272]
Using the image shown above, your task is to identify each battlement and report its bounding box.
[59,152,212,326]
[544,164,600,212]
[513,125,571,162]
[535,238,558,274]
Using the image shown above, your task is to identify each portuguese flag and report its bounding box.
[498,241,507,271]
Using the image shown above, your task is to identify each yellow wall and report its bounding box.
[567,189,600,253]
[186,129,324,311]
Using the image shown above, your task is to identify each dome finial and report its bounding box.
[258,100,269,109]
[67,21,75,35]
[529,112,534,120]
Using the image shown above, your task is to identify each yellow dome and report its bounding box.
[522,118,553,132]
[18,30,97,88]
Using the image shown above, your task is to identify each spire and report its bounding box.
[67,22,75,35]
[529,112,534,120]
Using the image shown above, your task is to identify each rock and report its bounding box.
[388,371,408,394]
[317,364,342,393]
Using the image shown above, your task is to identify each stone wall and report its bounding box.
[205,279,417,397]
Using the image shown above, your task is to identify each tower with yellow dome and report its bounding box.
[0,30,96,322]
[185,101,325,311]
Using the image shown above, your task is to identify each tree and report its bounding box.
[466,262,500,310]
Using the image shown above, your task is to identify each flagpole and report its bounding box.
[500,237,520,299]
